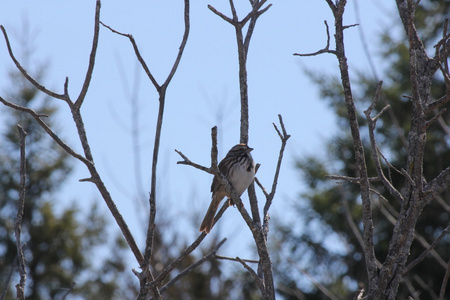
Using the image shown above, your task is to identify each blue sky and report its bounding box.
[0,0,397,289]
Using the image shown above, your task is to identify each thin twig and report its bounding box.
[403,222,450,274]
[326,174,381,183]
[275,242,341,300]
[0,26,68,102]
[254,177,269,198]
[364,81,404,204]
[214,255,259,264]
[236,257,265,294]
[157,238,227,295]
[425,108,447,128]
[207,5,234,24]
[293,21,337,56]
[100,21,160,90]
[0,97,90,165]
[426,94,450,112]
[175,149,212,174]
[146,202,229,291]
[14,125,27,300]
[262,114,290,236]
[161,0,190,89]
[243,2,272,55]
[240,1,271,28]
[380,200,447,269]
[438,259,450,300]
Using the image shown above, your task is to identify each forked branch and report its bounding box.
[364,81,404,203]
[0,0,145,274]
[258,114,290,237]
[293,21,337,56]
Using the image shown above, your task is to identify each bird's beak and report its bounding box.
[247,147,253,153]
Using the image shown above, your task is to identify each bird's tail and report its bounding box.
[199,195,222,234]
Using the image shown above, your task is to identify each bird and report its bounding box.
[199,143,255,234]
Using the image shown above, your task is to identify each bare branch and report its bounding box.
[207,5,234,24]
[152,228,206,284]
[215,255,259,264]
[243,2,272,54]
[403,222,450,274]
[325,1,378,289]
[254,176,269,198]
[175,149,213,174]
[142,202,229,296]
[340,183,384,270]
[379,200,447,269]
[424,165,450,203]
[14,125,27,300]
[262,114,290,235]
[326,174,381,184]
[207,0,271,29]
[364,81,404,203]
[236,257,265,294]
[240,1,271,28]
[283,253,340,300]
[208,0,270,144]
[427,95,450,112]
[137,2,191,298]
[210,126,218,169]
[162,0,191,89]
[0,25,69,102]
[0,97,90,165]
[425,108,447,128]
[100,22,160,90]
[158,238,227,295]
[74,0,101,109]
[248,183,261,227]
[343,23,359,30]
[325,0,337,13]
[293,21,337,56]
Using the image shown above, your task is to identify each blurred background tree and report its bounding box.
[273,1,450,299]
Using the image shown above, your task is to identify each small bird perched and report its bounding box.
[199,143,255,234]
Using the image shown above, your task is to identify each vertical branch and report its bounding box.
[102,1,190,298]
[327,0,378,291]
[208,2,274,299]
[143,0,190,273]
[208,0,271,144]
[70,0,146,269]
[15,125,27,300]
[261,114,290,237]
